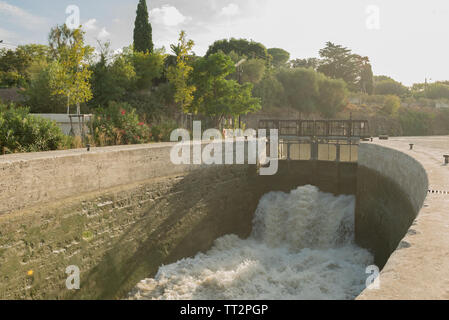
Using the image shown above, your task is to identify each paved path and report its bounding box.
[359,136,449,300]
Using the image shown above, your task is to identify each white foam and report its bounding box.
[129,185,374,300]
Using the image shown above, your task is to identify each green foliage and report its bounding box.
[317,42,374,93]
[124,83,176,120]
[23,65,67,113]
[267,48,290,68]
[253,73,285,109]
[149,118,179,142]
[206,38,268,60]
[290,58,320,70]
[90,47,136,108]
[374,79,408,96]
[316,76,348,118]
[167,31,196,113]
[91,101,150,146]
[426,83,449,100]
[191,53,261,125]
[276,68,320,114]
[255,68,347,117]
[382,95,401,115]
[129,48,165,90]
[239,59,266,84]
[133,0,154,53]
[0,103,66,154]
[48,25,93,114]
[0,47,32,87]
[398,108,433,136]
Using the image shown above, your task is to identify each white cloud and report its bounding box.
[0,1,46,29]
[220,3,240,16]
[150,5,191,27]
[83,19,98,31]
[97,27,111,39]
[0,27,16,42]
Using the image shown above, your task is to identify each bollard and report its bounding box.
[86,144,91,152]
[410,144,414,150]
[444,155,449,165]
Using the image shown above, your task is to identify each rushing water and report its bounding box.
[129,185,374,300]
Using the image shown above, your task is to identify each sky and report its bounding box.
[0,0,448,86]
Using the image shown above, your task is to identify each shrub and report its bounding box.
[398,108,434,136]
[374,79,408,96]
[91,101,150,146]
[0,103,66,154]
[149,118,178,142]
[124,83,176,120]
[382,95,401,115]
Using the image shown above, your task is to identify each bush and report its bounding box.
[398,109,433,136]
[374,79,408,96]
[124,83,176,120]
[0,103,66,154]
[149,118,178,142]
[91,101,150,146]
[382,95,401,115]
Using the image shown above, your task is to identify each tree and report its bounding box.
[0,47,32,87]
[317,42,374,93]
[239,59,266,84]
[276,68,320,114]
[23,65,66,113]
[383,95,401,115]
[206,38,268,60]
[128,48,165,90]
[191,53,261,126]
[267,48,290,68]
[90,42,136,108]
[426,83,449,100]
[133,0,153,53]
[374,78,408,96]
[290,58,320,70]
[254,67,347,117]
[253,73,285,109]
[48,25,93,114]
[358,56,374,94]
[225,51,265,84]
[316,76,347,118]
[166,31,196,113]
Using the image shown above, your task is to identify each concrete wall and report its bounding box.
[0,143,190,215]
[355,143,429,268]
[0,143,356,299]
[31,114,92,136]
[0,140,430,300]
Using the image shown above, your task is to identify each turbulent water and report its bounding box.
[129,185,374,300]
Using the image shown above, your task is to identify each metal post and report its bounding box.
[336,144,341,162]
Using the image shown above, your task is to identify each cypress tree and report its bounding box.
[133,0,154,53]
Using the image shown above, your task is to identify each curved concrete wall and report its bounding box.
[357,137,449,300]
[355,144,429,268]
[0,139,437,300]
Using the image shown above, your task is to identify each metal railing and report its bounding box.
[259,119,370,140]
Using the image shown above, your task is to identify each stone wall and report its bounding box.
[0,142,357,300]
[355,143,429,268]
